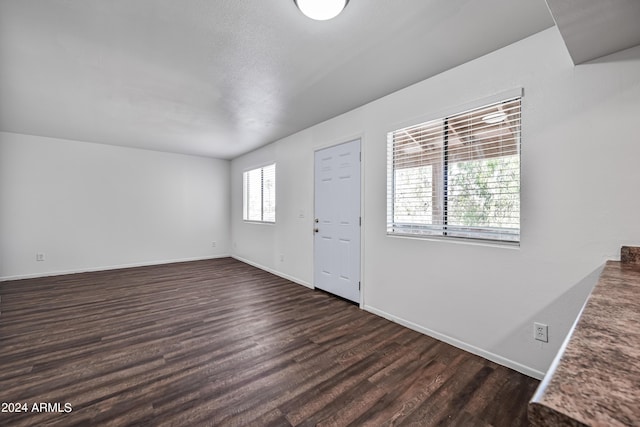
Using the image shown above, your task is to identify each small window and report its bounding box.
[243,164,276,223]
[387,96,521,243]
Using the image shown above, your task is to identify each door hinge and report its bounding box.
[359,152,362,162]
[359,281,361,290]
[359,216,361,226]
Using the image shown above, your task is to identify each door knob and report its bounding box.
[314,228,319,233]
[314,218,319,223]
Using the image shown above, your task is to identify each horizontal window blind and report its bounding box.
[387,97,521,243]
[243,163,276,223]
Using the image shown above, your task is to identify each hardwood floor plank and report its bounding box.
[349,359,450,426]
[415,363,494,426]
[0,258,538,426]
[282,343,406,425]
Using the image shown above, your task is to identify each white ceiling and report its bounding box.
[0,1,560,159]
[545,0,640,65]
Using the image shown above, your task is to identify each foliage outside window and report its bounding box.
[387,97,521,243]
[243,164,276,223]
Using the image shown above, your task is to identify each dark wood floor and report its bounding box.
[0,258,538,426]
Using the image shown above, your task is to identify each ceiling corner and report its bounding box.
[546,0,640,64]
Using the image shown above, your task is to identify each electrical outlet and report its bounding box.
[36,253,45,262]
[212,241,217,248]
[534,322,548,342]
[279,254,284,262]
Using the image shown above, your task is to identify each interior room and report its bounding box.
[1,0,639,425]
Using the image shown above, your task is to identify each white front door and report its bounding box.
[314,139,361,303]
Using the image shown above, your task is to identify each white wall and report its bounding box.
[0,132,230,279]
[230,27,640,378]
[231,135,317,286]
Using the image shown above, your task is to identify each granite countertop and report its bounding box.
[529,249,640,426]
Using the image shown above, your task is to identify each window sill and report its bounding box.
[243,220,276,225]
[386,232,520,249]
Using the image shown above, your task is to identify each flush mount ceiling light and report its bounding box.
[481,111,507,124]
[294,0,349,21]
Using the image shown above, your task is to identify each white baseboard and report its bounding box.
[231,255,313,289]
[364,305,545,380]
[0,254,230,282]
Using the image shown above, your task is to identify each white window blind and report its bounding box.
[387,96,521,243]
[243,163,276,223]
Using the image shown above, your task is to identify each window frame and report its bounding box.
[387,90,522,245]
[242,163,276,224]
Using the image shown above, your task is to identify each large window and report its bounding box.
[387,96,521,243]
[243,163,276,223]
